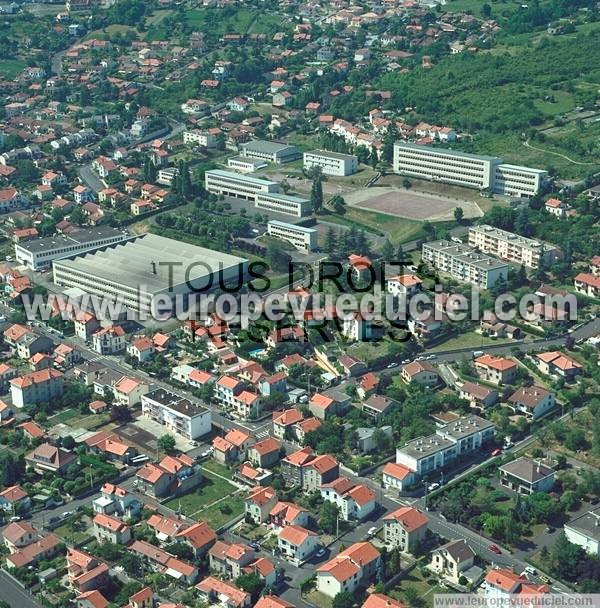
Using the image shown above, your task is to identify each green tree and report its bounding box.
[319,501,340,534]
[332,591,356,608]
[157,434,177,454]
[454,207,464,223]
[235,572,265,598]
[310,174,323,214]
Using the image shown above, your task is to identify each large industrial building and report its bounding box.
[393,143,547,197]
[468,225,560,269]
[303,149,358,176]
[240,140,301,164]
[14,227,131,271]
[422,240,509,289]
[52,233,248,316]
[205,169,310,217]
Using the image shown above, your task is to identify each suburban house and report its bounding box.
[277,525,319,564]
[535,351,582,381]
[247,437,281,468]
[507,386,556,420]
[316,542,381,598]
[483,568,550,598]
[93,513,132,545]
[196,576,251,608]
[383,506,429,553]
[320,477,377,521]
[381,462,417,493]
[25,443,77,474]
[175,522,217,558]
[244,486,278,524]
[474,354,517,385]
[458,382,498,409]
[401,361,439,387]
[429,539,475,584]
[269,501,309,529]
[498,457,555,495]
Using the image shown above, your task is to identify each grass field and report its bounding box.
[0,59,26,79]
[388,565,446,608]
[202,459,234,480]
[328,207,426,244]
[430,331,514,352]
[48,408,77,424]
[198,493,245,529]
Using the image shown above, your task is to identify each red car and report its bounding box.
[491,448,502,456]
[489,544,502,554]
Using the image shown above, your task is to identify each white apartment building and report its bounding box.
[267,221,318,253]
[564,509,600,556]
[182,129,216,148]
[393,143,546,196]
[141,388,211,440]
[393,143,499,190]
[303,150,358,176]
[493,164,548,198]
[469,225,560,269]
[422,240,508,289]
[14,227,130,271]
[396,415,495,477]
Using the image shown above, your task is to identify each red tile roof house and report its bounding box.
[272,408,304,440]
[244,486,278,524]
[209,540,255,578]
[474,354,518,385]
[321,478,377,521]
[308,392,351,420]
[175,521,216,558]
[277,524,319,564]
[5,532,62,569]
[130,539,199,584]
[383,506,428,553]
[363,593,407,608]
[76,589,109,608]
[400,361,439,388]
[25,442,77,474]
[93,513,132,544]
[381,462,417,493]
[0,485,31,514]
[247,437,282,468]
[135,462,175,498]
[196,576,251,608]
[535,351,582,381]
[3,521,38,551]
[269,501,309,529]
[147,513,186,542]
[316,542,381,598]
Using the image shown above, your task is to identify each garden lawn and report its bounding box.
[0,59,26,79]
[388,566,446,608]
[202,460,234,480]
[197,492,245,529]
[164,471,238,518]
[430,331,514,352]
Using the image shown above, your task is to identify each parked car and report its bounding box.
[367,526,378,536]
[248,542,260,551]
[427,482,440,492]
[489,544,502,554]
[491,448,502,456]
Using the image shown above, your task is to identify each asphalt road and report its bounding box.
[0,570,44,608]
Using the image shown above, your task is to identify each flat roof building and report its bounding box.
[205,170,309,218]
[303,150,358,176]
[141,388,211,440]
[267,221,318,253]
[396,414,494,478]
[241,140,300,164]
[14,227,131,271]
[422,240,508,289]
[468,225,560,269]
[227,156,268,173]
[564,508,600,556]
[393,143,546,197]
[52,233,248,316]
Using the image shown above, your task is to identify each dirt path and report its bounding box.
[523,140,596,165]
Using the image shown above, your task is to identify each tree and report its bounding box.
[332,591,356,608]
[235,572,265,598]
[319,501,339,534]
[454,207,464,223]
[325,227,337,254]
[310,174,323,214]
[330,194,346,215]
[482,3,492,18]
[381,239,394,261]
[157,434,176,454]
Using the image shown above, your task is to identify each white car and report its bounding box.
[415,355,426,361]
[386,362,397,368]
[367,527,378,536]
[401,359,411,364]
[427,354,437,360]
[427,482,440,492]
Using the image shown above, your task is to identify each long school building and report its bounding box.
[267,221,318,253]
[303,150,358,176]
[393,143,547,197]
[205,169,309,217]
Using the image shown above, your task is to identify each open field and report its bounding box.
[345,186,483,222]
[0,59,26,79]
[388,565,446,608]
[430,331,515,353]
